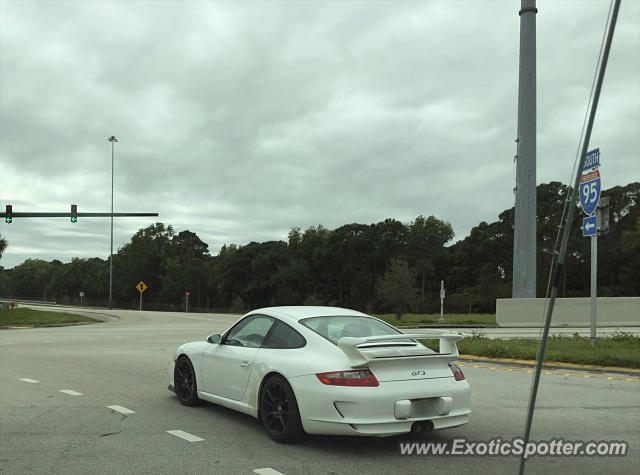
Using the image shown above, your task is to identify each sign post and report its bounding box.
[136,280,147,311]
[439,281,445,324]
[79,291,84,306]
[185,291,190,313]
[579,148,600,347]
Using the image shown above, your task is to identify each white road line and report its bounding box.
[166,430,204,442]
[59,389,83,396]
[254,469,286,475]
[107,405,136,415]
[19,378,39,383]
[41,340,57,343]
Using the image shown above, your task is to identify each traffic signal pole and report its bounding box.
[108,135,118,309]
[1,207,158,310]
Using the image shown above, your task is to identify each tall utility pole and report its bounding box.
[108,135,118,308]
[512,0,538,298]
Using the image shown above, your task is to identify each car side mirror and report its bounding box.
[207,334,221,344]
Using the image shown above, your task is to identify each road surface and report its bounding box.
[1,308,638,474]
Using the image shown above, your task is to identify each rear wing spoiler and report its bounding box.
[337,332,464,368]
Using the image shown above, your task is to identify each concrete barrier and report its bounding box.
[496,297,640,327]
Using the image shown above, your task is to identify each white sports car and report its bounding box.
[169,306,470,442]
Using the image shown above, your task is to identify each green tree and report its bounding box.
[163,230,210,307]
[619,217,640,295]
[407,215,454,301]
[0,235,7,260]
[11,259,55,299]
[114,223,174,306]
[376,259,416,320]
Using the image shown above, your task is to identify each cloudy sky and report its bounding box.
[1,0,638,269]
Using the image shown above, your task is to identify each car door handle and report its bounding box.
[240,361,251,369]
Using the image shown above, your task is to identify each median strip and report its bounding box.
[166,430,204,442]
[422,333,640,369]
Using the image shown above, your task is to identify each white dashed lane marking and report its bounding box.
[59,389,83,396]
[18,378,39,383]
[254,468,286,475]
[107,405,136,415]
[166,430,204,442]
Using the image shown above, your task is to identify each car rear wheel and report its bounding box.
[174,356,199,406]
[260,374,303,443]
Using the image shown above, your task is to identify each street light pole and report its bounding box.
[107,135,118,308]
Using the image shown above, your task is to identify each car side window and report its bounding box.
[225,315,274,348]
[263,321,306,349]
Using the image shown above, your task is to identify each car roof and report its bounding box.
[249,306,369,323]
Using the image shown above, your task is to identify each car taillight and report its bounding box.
[449,362,465,381]
[316,369,379,387]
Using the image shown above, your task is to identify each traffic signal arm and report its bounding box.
[0,212,158,218]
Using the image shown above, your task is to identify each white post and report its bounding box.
[590,232,597,346]
[139,291,143,312]
[186,294,189,313]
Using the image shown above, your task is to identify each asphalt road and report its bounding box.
[1,308,638,475]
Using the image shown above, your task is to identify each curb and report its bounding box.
[0,321,101,329]
[459,354,640,375]
[12,306,120,323]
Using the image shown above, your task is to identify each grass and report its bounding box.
[421,332,640,368]
[376,313,496,326]
[0,308,101,327]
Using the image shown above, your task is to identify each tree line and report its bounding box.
[1,181,638,314]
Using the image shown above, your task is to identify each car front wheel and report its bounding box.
[174,356,199,406]
[260,374,303,443]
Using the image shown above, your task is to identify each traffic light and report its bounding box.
[71,204,77,223]
[5,205,12,223]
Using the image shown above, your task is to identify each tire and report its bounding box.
[174,356,199,406]
[260,374,304,443]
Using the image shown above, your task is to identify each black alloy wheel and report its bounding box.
[260,374,303,443]
[174,356,199,406]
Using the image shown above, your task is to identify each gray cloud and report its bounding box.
[1,0,639,269]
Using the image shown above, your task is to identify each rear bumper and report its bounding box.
[291,375,471,437]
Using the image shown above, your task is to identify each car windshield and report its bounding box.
[299,315,401,345]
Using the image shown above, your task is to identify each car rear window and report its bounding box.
[299,315,401,345]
